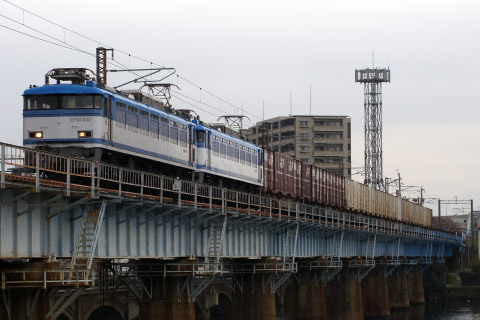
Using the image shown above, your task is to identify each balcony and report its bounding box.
[313,124,345,131]
[314,162,343,169]
[313,137,344,144]
[313,150,345,157]
[282,150,296,157]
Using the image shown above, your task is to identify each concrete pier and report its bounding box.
[138,277,195,320]
[231,274,277,320]
[326,269,363,320]
[361,269,390,318]
[286,271,327,320]
[0,288,51,320]
[0,260,62,320]
[407,267,425,305]
[388,269,410,308]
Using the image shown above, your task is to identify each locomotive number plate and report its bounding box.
[70,117,92,123]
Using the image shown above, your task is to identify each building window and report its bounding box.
[315,119,343,127]
[281,143,295,152]
[281,118,295,128]
[299,133,309,141]
[281,131,295,140]
[325,169,343,175]
[300,146,309,152]
[299,120,309,127]
[314,131,343,139]
[300,158,309,163]
[315,144,343,151]
[272,122,279,129]
[314,156,343,164]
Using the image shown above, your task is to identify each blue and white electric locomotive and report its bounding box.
[23,68,263,187]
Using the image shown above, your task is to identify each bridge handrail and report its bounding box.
[0,141,463,245]
[1,268,96,289]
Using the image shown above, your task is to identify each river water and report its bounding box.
[390,300,480,320]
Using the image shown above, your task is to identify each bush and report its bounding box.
[424,263,448,296]
[470,259,480,275]
[447,273,457,285]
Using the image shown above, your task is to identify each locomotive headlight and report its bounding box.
[78,131,92,138]
[29,131,43,139]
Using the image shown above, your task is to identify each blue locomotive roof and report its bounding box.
[23,84,106,96]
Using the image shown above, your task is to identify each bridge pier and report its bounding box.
[231,274,277,320]
[286,270,327,320]
[0,260,61,320]
[326,268,363,320]
[361,268,390,318]
[407,267,425,305]
[0,288,51,320]
[138,276,195,320]
[388,269,410,308]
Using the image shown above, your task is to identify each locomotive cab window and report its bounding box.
[197,131,205,143]
[24,95,102,110]
[24,95,58,110]
[62,95,102,109]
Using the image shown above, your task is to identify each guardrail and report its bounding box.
[0,142,462,244]
[105,261,297,278]
[1,269,96,289]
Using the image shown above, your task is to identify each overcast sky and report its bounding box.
[1,0,479,215]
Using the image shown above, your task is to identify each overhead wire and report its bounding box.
[1,0,361,174]
[1,0,264,123]
[2,0,164,68]
[0,24,92,54]
[0,15,224,119]
[171,90,257,127]
[171,93,223,119]
[176,75,262,122]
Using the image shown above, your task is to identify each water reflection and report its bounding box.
[389,300,480,320]
[424,300,480,320]
[390,305,425,320]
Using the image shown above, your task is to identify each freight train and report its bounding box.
[22,68,432,227]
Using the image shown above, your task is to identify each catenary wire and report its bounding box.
[2,0,264,122]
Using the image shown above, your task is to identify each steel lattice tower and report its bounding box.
[355,68,390,191]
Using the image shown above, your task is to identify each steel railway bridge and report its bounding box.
[0,142,463,320]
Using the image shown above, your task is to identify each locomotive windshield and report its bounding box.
[196,131,205,143]
[24,95,102,110]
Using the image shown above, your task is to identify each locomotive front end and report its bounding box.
[23,68,107,160]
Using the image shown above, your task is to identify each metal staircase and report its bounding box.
[391,237,400,263]
[321,230,343,283]
[364,235,376,267]
[357,234,376,280]
[283,223,299,268]
[330,230,343,266]
[384,237,401,277]
[205,216,227,273]
[438,242,445,262]
[70,201,106,282]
